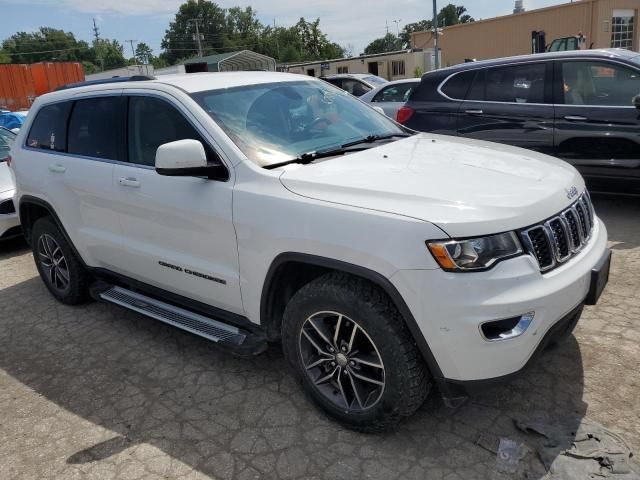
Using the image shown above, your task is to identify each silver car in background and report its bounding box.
[359,78,420,119]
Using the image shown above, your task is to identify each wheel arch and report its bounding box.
[18,196,80,262]
[260,252,444,380]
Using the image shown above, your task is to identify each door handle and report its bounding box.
[465,109,484,115]
[48,164,66,173]
[564,115,588,121]
[118,177,140,188]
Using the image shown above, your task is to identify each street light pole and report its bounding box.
[432,0,439,69]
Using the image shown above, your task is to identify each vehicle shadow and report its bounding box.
[592,194,640,251]
[0,235,28,260]
[0,276,589,479]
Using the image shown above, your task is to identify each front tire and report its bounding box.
[31,217,90,305]
[282,272,431,432]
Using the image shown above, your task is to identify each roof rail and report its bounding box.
[55,75,156,91]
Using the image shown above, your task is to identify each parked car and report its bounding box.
[0,127,20,240]
[359,78,421,118]
[11,73,609,431]
[321,73,388,96]
[399,49,640,195]
[0,111,28,131]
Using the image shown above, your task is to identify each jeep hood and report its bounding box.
[279,133,584,237]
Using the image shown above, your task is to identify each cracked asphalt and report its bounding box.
[0,195,639,480]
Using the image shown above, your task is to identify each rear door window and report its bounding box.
[373,83,418,102]
[341,79,371,96]
[67,97,125,160]
[484,63,546,103]
[27,102,72,152]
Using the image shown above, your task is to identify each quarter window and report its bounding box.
[26,102,72,152]
[441,70,476,99]
[127,96,216,167]
[67,97,125,160]
[484,63,546,103]
[561,61,639,106]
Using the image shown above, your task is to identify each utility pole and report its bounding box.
[432,0,440,69]
[126,39,140,74]
[393,19,402,37]
[189,18,204,57]
[274,18,279,60]
[92,18,104,72]
[385,20,390,51]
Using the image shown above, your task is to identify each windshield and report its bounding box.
[364,75,387,86]
[630,54,640,68]
[191,80,404,167]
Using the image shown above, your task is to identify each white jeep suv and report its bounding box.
[10,72,610,431]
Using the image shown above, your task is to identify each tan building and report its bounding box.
[281,49,437,80]
[411,0,639,67]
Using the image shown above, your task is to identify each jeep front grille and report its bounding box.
[520,192,595,273]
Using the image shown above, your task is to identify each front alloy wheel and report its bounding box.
[299,311,385,411]
[282,272,431,432]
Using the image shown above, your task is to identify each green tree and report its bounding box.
[399,4,473,47]
[161,0,227,64]
[438,4,474,27]
[135,42,153,64]
[364,33,402,55]
[0,49,10,64]
[93,39,126,70]
[2,28,92,64]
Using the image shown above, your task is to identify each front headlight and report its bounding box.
[426,232,523,272]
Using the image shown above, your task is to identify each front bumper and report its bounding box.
[0,190,20,240]
[390,216,608,386]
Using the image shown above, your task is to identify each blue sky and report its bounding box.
[0,0,567,58]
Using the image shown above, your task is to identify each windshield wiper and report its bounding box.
[263,133,412,170]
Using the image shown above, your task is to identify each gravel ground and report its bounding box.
[0,194,638,480]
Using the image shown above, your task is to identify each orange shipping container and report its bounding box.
[0,62,84,111]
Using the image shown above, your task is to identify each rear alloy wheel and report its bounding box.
[32,217,90,305]
[37,234,71,293]
[282,272,431,432]
[299,311,385,412]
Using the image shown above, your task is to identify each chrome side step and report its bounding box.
[99,286,247,346]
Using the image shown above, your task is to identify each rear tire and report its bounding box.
[31,217,90,305]
[282,272,431,432]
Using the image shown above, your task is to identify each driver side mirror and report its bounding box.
[633,95,640,109]
[155,139,227,180]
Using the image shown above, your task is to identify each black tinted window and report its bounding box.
[68,97,124,160]
[128,96,213,167]
[485,63,546,103]
[441,71,475,99]
[341,79,371,96]
[466,69,485,101]
[27,102,72,152]
[562,61,640,106]
[373,83,418,102]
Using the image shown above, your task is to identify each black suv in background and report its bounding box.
[398,49,640,195]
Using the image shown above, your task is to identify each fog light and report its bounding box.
[480,312,535,341]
